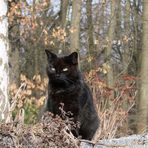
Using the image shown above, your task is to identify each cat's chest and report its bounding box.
[50,93,80,115]
[51,93,79,105]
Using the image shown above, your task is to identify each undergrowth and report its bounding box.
[8,69,137,142]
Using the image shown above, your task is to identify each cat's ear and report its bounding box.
[45,50,57,61]
[68,52,78,64]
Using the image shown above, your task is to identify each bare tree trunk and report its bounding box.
[137,0,148,133]
[133,0,141,74]
[122,0,130,73]
[60,0,69,28]
[115,0,121,39]
[86,0,94,55]
[60,0,69,53]
[106,0,116,88]
[0,0,11,122]
[33,0,39,75]
[70,0,82,52]
[8,0,20,86]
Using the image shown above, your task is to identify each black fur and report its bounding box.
[44,50,99,140]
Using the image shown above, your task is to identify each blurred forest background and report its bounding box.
[0,0,148,140]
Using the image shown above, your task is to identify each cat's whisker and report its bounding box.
[66,79,75,84]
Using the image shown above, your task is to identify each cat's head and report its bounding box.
[45,50,80,90]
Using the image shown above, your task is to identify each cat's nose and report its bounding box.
[56,74,60,78]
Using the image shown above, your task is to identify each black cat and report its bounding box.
[44,50,99,140]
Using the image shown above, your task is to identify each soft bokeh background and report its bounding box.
[6,0,148,139]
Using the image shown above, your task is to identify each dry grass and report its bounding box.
[0,70,137,146]
[85,70,137,141]
[1,81,80,147]
[0,112,79,148]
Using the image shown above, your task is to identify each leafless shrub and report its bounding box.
[85,69,137,142]
[0,112,79,148]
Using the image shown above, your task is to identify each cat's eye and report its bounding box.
[51,67,56,72]
[62,68,68,72]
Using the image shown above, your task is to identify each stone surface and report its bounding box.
[80,133,148,148]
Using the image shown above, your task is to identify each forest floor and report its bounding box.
[0,112,147,148]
